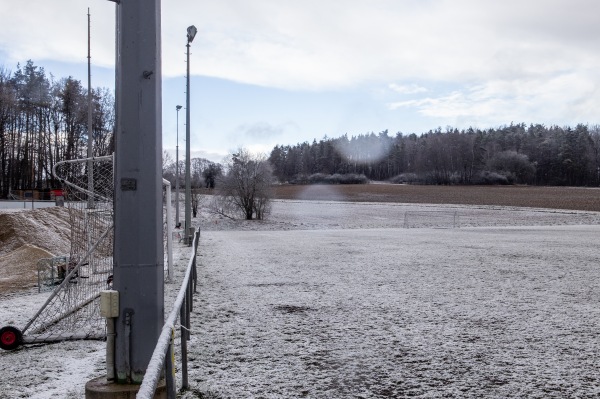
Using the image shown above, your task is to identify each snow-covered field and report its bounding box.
[1,199,600,398]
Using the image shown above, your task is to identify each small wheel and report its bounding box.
[0,326,23,350]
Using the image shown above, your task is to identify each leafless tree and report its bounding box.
[191,188,202,218]
[216,148,274,220]
[0,61,115,198]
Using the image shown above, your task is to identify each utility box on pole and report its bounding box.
[113,0,163,384]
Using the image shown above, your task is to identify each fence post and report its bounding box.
[192,260,197,293]
[192,245,198,293]
[188,282,192,338]
[187,276,193,315]
[165,328,176,399]
[180,298,189,389]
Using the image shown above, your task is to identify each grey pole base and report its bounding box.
[85,377,166,399]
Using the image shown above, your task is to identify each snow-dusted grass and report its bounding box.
[1,199,600,398]
[187,225,600,398]
[0,248,192,399]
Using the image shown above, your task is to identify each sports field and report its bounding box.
[272,184,600,212]
[1,186,600,398]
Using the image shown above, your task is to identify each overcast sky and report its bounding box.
[1,0,599,162]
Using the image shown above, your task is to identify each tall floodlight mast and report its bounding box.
[185,25,197,245]
[87,8,94,209]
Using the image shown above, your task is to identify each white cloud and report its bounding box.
[244,143,277,157]
[236,121,286,140]
[0,1,116,69]
[3,0,599,92]
[388,69,600,128]
[1,0,599,143]
[389,83,428,95]
[219,120,299,156]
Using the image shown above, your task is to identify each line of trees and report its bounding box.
[162,149,273,221]
[0,60,115,198]
[161,153,223,190]
[269,124,600,186]
[4,59,600,203]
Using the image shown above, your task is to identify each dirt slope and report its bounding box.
[0,207,71,294]
[0,244,55,293]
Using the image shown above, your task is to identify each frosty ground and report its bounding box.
[1,199,600,398]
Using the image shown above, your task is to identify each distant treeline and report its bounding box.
[3,60,600,200]
[269,124,600,186]
[0,60,115,198]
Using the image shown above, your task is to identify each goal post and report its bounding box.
[403,210,460,229]
[0,154,175,350]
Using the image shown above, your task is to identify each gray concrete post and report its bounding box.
[113,0,164,384]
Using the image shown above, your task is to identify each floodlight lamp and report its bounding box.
[176,105,182,111]
[187,25,197,43]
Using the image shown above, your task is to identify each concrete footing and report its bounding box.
[85,377,166,399]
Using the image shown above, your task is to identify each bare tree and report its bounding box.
[191,188,202,218]
[216,148,274,220]
[0,61,115,198]
[162,150,173,175]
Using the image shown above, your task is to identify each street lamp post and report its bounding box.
[185,25,197,245]
[175,105,182,228]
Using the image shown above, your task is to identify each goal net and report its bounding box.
[403,210,459,229]
[15,155,172,346]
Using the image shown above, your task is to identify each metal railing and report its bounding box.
[137,228,199,399]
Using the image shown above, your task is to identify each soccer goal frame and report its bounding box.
[403,210,460,229]
[0,154,173,350]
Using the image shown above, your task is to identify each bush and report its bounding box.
[329,173,369,184]
[487,151,535,184]
[389,173,420,184]
[291,173,369,184]
[307,173,329,184]
[473,171,511,185]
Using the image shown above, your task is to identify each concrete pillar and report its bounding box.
[112,0,164,385]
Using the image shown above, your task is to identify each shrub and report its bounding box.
[473,171,511,185]
[389,173,421,184]
[487,150,535,184]
[331,173,369,184]
[292,173,369,184]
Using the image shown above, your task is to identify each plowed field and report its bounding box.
[273,184,600,212]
